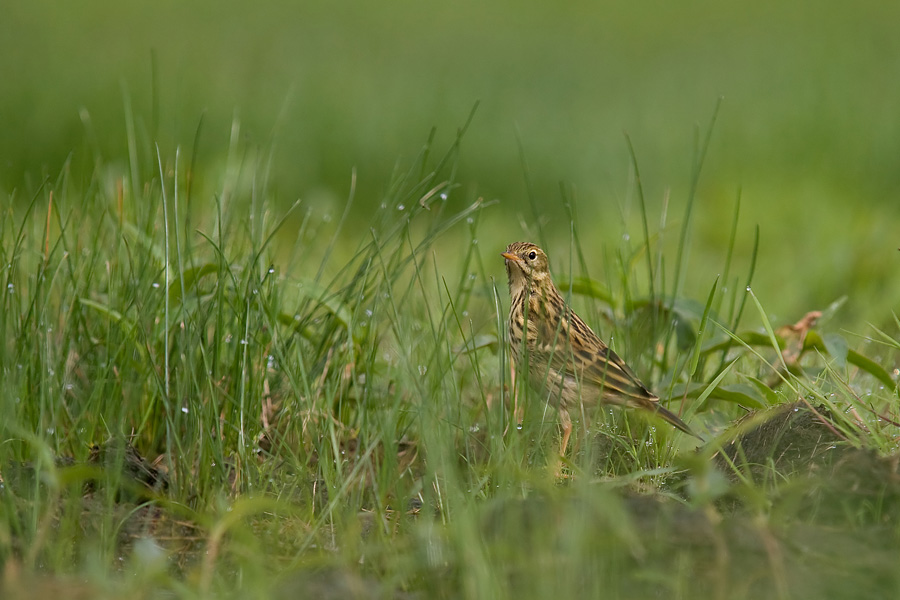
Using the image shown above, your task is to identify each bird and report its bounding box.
[502,241,697,457]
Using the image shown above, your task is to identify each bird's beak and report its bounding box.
[501,252,521,262]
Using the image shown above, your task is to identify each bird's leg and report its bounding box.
[550,408,574,479]
[558,408,573,458]
[503,355,523,436]
[509,355,523,431]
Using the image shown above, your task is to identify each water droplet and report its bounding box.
[418,365,427,376]
[152,282,160,289]
[516,423,523,431]
[472,239,478,245]
[6,283,13,292]
[466,217,474,224]
[397,204,405,211]
[268,267,275,274]
[365,309,373,317]
[240,339,248,345]
[181,406,189,414]
[440,192,448,200]
[622,233,630,241]
[745,285,751,292]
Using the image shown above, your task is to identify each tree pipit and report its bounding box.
[503,241,698,457]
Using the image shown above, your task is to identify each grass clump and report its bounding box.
[1,119,899,600]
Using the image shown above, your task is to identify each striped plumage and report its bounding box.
[502,241,696,456]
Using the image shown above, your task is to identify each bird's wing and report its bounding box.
[535,307,656,403]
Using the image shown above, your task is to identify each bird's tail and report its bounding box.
[654,404,702,440]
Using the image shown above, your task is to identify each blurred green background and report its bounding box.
[2,0,898,327]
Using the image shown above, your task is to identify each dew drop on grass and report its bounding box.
[440,192,448,200]
[622,233,630,241]
[268,267,275,274]
[466,217,473,224]
[152,282,160,288]
[6,283,12,292]
[516,424,523,431]
[365,309,373,317]
[418,365,427,376]
[240,339,248,345]
[181,406,189,414]
[746,285,752,292]
[397,204,405,211]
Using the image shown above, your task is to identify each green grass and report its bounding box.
[2,120,899,599]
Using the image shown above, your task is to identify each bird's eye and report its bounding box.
[528,251,537,260]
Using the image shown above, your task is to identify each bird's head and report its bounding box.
[502,242,552,293]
